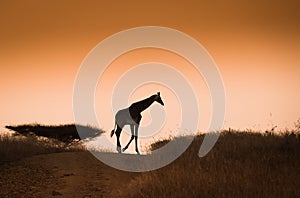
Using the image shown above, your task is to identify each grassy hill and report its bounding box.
[1,126,299,197]
[111,130,300,197]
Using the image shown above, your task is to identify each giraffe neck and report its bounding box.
[129,95,155,114]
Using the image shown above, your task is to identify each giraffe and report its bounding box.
[110,92,164,154]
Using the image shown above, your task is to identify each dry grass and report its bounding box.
[0,123,103,163]
[111,130,300,197]
[1,125,300,197]
[0,133,85,164]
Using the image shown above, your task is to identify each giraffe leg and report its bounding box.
[115,126,122,153]
[135,125,140,155]
[122,124,134,152]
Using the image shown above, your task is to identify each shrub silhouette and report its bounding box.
[5,124,103,143]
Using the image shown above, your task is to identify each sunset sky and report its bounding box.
[1,0,299,133]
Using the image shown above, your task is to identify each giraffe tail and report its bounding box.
[110,122,116,137]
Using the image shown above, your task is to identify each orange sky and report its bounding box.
[0,0,300,132]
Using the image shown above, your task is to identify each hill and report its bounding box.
[0,129,299,197]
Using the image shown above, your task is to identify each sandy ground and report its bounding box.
[0,151,133,197]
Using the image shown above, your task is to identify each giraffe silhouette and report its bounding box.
[111,92,164,154]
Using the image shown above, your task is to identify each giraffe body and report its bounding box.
[111,92,164,154]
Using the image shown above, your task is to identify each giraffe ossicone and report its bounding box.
[111,92,164,154]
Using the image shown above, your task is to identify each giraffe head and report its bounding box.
[154,92,164,106]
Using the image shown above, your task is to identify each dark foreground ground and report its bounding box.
[0,151,132,197]
[0,130,300,197]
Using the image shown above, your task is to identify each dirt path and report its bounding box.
[0,151,133,197]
